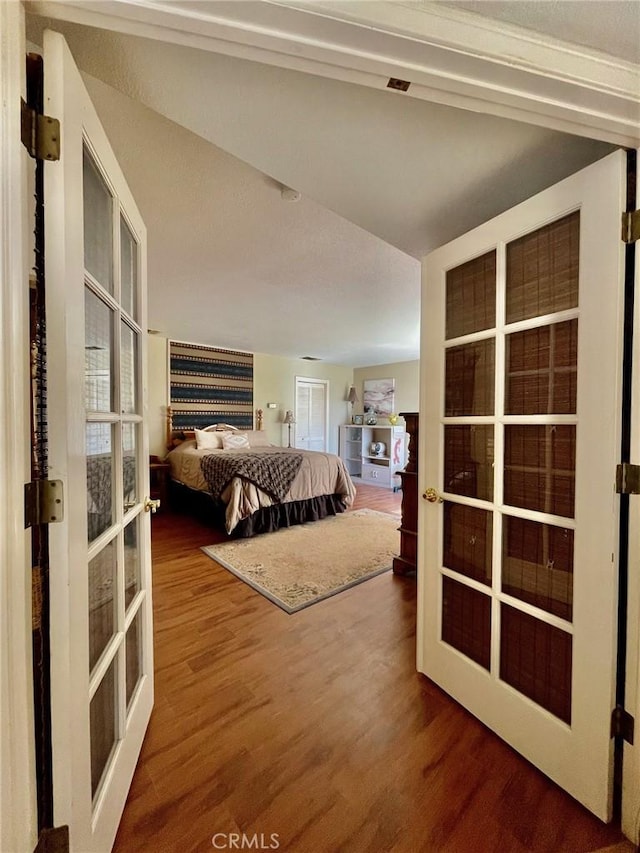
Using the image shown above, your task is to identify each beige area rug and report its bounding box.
[202,508,400,613]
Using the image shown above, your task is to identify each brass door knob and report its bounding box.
[423,487,443,503]
[144,497,161,513]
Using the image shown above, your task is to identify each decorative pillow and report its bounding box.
[195,428,224,450]
[244,430,271,448]
[210,423,239,432]
[222,432,250,451]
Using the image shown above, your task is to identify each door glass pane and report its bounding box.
[446,250,496,339]
[86,423,114,542]
[124,517,141,610]
[500,603,572,724]
[84,288,114,413]
[506,320,578,415]
[126,610,142,710]
[442,576,491,670]
[120,215,138,321]
[83,147,113,293]
[502,516,574,621]
[122,423,137,515]
[88,540,116,672]
[444,425,494,501]
[504,425,575,518]
[90,658,118,799]
[506,211,579,324]
[121,323,138,415]
[445,338,495,416]
[443,502,492,586]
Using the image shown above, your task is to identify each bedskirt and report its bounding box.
[169,480,348,538]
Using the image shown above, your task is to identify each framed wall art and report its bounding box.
[363,378,395,417]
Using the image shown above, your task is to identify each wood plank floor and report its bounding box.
[114,486,631,853]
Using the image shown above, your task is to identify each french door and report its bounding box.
[44,30,153,851]
[418,151,627,821]
[295,377,329,451]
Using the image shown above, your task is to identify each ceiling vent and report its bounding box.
[387,77,411,92]
[301,356,322,361]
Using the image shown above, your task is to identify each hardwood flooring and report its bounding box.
[114,486,630,853]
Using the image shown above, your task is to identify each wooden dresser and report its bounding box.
[392,412,419,576]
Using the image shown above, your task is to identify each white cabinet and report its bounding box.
[339,424,406,488]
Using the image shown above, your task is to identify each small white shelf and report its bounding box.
[339,423,406,489]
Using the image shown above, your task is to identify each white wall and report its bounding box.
[254,353,353,453]
[353,360,420,422]
[147,337,354,456]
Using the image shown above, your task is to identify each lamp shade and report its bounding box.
[283,410,295,425]
[347,386,358,405]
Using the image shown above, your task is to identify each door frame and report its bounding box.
[294,376,329,451]
[622,152,640,845]
[0,2,38,851]
[1,3,639,845]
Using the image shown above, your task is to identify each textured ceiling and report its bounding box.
[26,3,629,366]
[83,73,422,367]
[438,1,640,64]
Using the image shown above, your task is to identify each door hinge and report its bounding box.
[611,705,635,744]
[24,479,64,528]
[622,210,640,244]
[616,463,640,495]
[33,826,70,853]
[20,98,60,161]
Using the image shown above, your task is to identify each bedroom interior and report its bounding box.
[3,2,639,852]
[159,337,412,536]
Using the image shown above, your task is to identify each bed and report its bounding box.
[166,422,356,537]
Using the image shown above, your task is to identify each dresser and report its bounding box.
[392,412,418,575]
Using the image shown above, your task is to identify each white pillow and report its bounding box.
[222,432,250,450]
[195,428,224,450]
[245,430,271,448]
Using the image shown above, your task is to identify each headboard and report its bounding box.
[166,406,263,447]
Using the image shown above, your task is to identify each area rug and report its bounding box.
[201,508,400,613]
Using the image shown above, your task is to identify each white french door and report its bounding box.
[295,377,328,451]
[44,30,153,852]
[418,151,627,821]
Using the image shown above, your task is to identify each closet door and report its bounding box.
[295,377,329,451]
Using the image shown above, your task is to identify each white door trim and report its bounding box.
[0,2,38,851]
[27,0,640,146]
[622,150,640,845]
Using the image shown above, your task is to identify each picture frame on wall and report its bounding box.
[363,378,395,416]
[353,414,364,425]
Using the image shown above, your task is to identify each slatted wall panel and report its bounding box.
[169,341,254,430]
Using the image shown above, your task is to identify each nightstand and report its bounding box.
[149,456,170,512]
